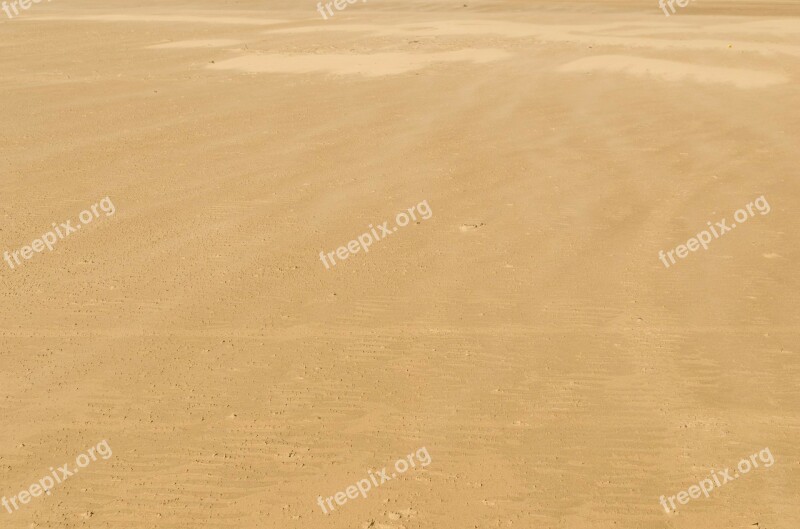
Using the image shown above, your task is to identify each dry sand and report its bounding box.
[0,0,798,528]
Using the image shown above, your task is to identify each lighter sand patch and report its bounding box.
[264,20,560,38]
[207,49,511,77]
[32,15,285,25]
[148,39,243,49]
[559,55,788,88]
[606,19,800,37]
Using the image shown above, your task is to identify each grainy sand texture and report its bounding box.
[1,0,798,528]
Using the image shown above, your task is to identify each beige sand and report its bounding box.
[1,1,798,528]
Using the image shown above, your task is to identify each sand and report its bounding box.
[0,0,798,528]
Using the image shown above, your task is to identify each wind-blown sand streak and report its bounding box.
[207,49,512,77]
[559,55,788,88]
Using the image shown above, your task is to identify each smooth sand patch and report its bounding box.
[559,55,788,88]
[207,49,511,77]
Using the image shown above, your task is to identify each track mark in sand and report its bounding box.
[148,39,244,49]
[559,55,788,88]
[459,223,485,232]
[206,49,511,77]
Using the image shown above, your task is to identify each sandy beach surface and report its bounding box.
[1,0,798,527]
